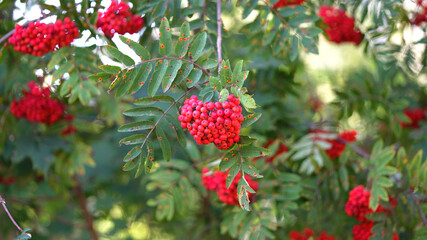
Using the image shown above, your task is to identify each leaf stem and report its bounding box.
[217,0,223,72]
[0,194,30,237]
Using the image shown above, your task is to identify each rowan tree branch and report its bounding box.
[410,192,427,229]
[217,0,223,72]
[73,177,99,240]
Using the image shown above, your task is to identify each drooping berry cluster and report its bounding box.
[254,139,289,163]
[273,0,306,8]
[346,185,399,240]
[201,168,258,206]
[399,108,427,129]
[96,0,144,38]
[318,6,363,45]
[289,228,337,240]
[345,185,389,221]
[313,129,357,160]
[11,81,64,124]
[413,0,427,25]
[179,95,244,150]
[8,18,79,56]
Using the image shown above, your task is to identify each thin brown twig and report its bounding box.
[73,177,99,240]
[338,137,371,159]
[410,192,427,229]
[217,0,223,72]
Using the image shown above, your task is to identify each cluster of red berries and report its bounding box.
[11,81,64,124]
[254,139,288,163]
[201,168,258,206]
[319,6,363,45]
[399,108,427,129]
[352,222,399,240]
[413,0,427,25]
[8,18,79,56]
[96,0,144,38]
[313,129,357,160]
[346,185,399,240]
[289,228,337,240]
[179,95,244,150]
[273,0,306,8]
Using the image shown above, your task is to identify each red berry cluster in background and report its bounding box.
[346,185,399,240]
[313,129,357,160]
[254,139,288,163]
[345,185,389,221]
[60,114,77,136]
[273,0,306,8]
[289,228,337,240]
[399,108,427,129]
[11,81,64,124]
[179,95,244,150]
[96,0,144,38]
[413,0,427,25]
[8,18,79,56]
[352,222,399,240]
[201,168,258,206]
[319,6,363,45]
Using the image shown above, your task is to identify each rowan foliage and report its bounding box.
[0,0,427,240]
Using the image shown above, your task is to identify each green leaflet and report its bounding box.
[159,17,173,56]
[148,60,168,97]
[105,45,135,66]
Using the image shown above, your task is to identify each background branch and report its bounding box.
[73,177,99,240]
[217,0,223,72]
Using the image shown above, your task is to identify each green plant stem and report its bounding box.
[0,194,31,237]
